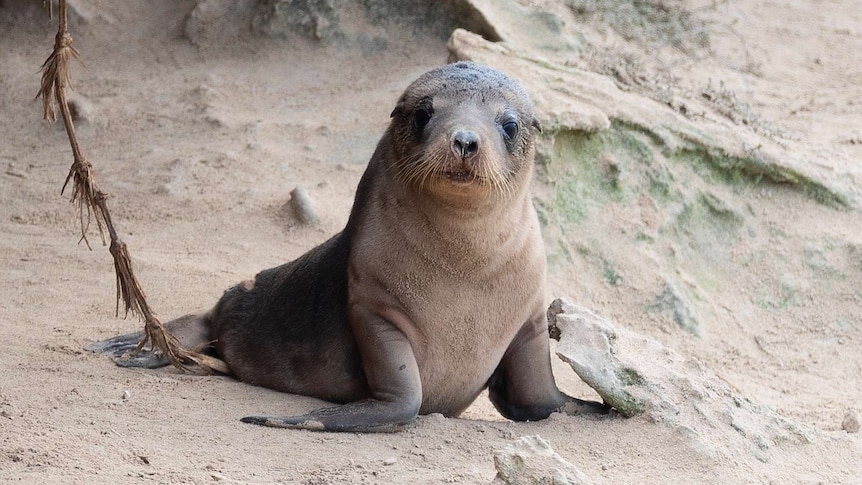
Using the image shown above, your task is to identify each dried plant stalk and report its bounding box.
[37,0,220,374]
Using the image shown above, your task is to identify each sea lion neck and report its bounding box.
[373,164,536,266]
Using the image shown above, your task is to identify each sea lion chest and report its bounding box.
[347,184,546,416]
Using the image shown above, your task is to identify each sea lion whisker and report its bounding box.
[420,152,446,190]
[394,152,430,186]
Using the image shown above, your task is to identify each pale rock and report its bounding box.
[491,436,595,485]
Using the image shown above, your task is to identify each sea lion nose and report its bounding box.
[451,130,479,159]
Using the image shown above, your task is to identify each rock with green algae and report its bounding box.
[548,298,812,463]
[447,28,859,209]
[650,281,702,337]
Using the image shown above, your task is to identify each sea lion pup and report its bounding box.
[88,61,609,432]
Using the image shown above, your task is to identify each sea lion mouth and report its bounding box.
[444,170,482,184]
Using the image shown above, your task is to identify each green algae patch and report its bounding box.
[543,120,847,232]
[672,192,744,250]
[671,148,850,208]
[548,124,653,223]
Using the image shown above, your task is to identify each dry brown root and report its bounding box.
[37,0,217,374]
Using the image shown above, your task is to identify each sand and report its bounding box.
[1,1,860,483]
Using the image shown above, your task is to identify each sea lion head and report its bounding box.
[386,62,541,207]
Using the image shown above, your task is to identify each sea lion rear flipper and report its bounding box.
[84,329,171,368]
[86,313,215,370]
[85,330,147,358]
[242,306,422,432]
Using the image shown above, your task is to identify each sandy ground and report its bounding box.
[1,1,860,483]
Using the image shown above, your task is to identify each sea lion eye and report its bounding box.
[502,120,519,140]
[413,98,434,133]
[414,108,432,131]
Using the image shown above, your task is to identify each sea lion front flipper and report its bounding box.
[241,399,414,433]
[558,396,613,415]
[488,312,610,421]
[242,306,422,432]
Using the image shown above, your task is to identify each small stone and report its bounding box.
[4,168,27,179]
[122,390,131,400]
[67,93,95,124]
[211,472,227,481]
[383,457,397,466]
[651,281,702,337]
[841,409,860,433]
[288,185,319,225]
[0,402,15,420]
[492,436,594,485]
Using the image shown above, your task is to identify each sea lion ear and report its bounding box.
[531,117,542,133]
[390,103,403,118]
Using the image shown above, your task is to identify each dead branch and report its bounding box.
[37,0,218,374]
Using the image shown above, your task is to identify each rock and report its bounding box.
[289,185,318,225]
[491,436,595,485]
[259,0,340,41]
[256,0,498,47]
[549,302,647,417]
[0,401,17,420]
[650,281,701,337]
[457,0,585,55]
[550,298,811,462]
[183,0,259,47]
[547,298,577,340]
[842,409,860,433]
[446,28,858,209]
